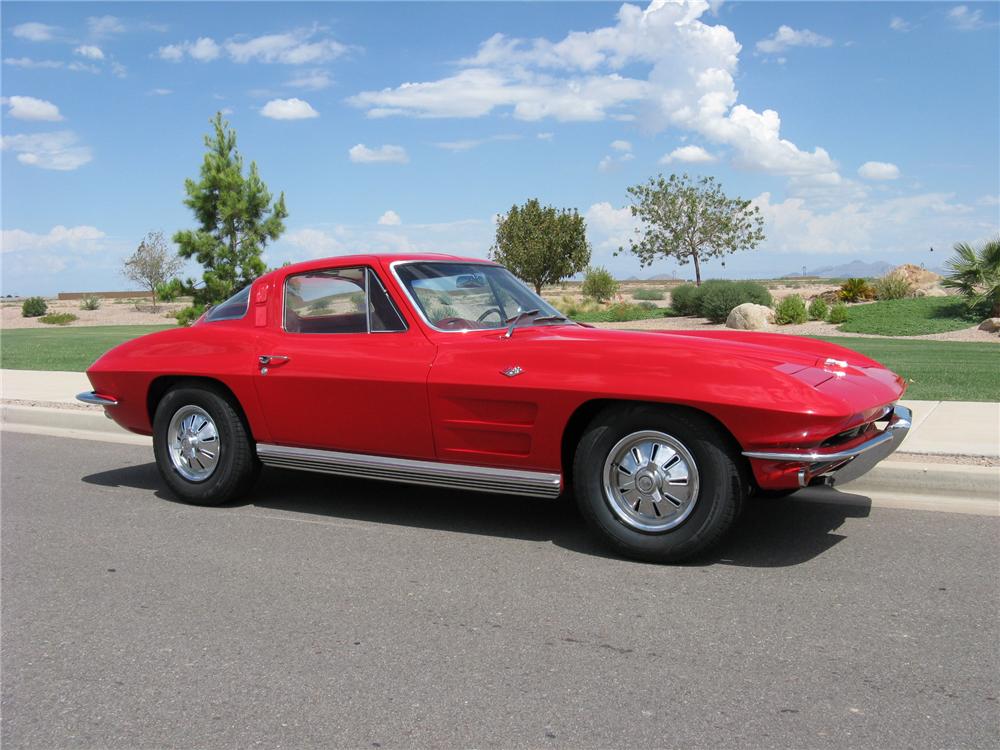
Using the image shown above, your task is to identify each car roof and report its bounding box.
[260,252,499,280]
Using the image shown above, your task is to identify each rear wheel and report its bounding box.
[152,385,259,505]
[573,405,745,563]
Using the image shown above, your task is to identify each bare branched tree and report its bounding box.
[122,231,184,311]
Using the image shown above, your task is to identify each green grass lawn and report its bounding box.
[812,336,999,401]
[1,325,171,372]
[838,297,979,336]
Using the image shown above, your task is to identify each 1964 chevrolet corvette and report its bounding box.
[79,253,911,562]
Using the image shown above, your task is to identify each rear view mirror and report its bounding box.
[456,274,487,289]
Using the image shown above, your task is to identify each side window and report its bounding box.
[285,268,367,334]
[283,267,407,334]
[205,285,251,322]
[368,270,407,332]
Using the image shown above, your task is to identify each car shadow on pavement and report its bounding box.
[82,464,871,568]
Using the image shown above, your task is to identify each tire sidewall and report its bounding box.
[574,406,739,561]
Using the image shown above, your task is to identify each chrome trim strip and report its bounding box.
[76,391,118,406]
[742,405,912,462]
[256,443,562,499]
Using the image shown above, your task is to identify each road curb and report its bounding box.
[840,461,999,500]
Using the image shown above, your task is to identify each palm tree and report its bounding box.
[942,236,1000,317]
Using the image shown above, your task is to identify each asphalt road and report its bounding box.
[2,431,998,749]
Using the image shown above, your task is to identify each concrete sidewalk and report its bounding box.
[2,368,999,458]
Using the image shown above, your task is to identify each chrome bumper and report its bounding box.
[76,391,118,406]
[743,405,913,487]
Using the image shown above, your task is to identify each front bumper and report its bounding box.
[743,405,913,488]
[76,391,118,406]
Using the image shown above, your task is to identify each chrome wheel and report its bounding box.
[602,430,700,533]
[167,405,221,482]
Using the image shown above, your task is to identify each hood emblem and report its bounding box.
[501,365,524,378]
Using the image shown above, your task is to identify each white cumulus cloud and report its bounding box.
[378,210,402,226]
[159,30,346,64]
[660,145,716,164]
[260,98,319,120]
[948,5,989,31]
[889,16,912,32]
[348,1,837,178]
[87,16,126,36]
[286,69,333,90]
[1,131,93,170]
[12,23,57,42]
[158,37,220,62]
[610,139,632,152]
[2,95,63,121]
[225,30,348,64]
[858,161,900,180]
[189,37,222,61]
[348,143,409,164]
[752,191,989,255]
[4,57,64,69]
[74,45,105,60]
[755,25,833,54]
[1,225,106,254]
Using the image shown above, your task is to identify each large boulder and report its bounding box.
[978,318,1000,333]
[915,285,948,297]
[891,263,941,289]
[726,303,775,330]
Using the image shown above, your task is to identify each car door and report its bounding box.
[252,264,437,460]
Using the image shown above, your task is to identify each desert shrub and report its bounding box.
[175,305,206,327]
[807,297,829,321]
[828,302,849,324]
[838,278,875,302]
[80,295,101,311]
[697,280,773,323]
[775,294,808,325]
[873,271,914,301]
[582,266,619,303]
[39,312,77,325]
[156,278,186,302]
[636,300,657,310]
[632,288,665,301]
[669,284,701,315]
[21,297,47,317]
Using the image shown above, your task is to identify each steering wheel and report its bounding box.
[436,316,475,330]
[477,307,503,324]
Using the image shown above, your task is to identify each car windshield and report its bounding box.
[394,262,570,331]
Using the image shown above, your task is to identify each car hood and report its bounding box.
[476,323,907,419]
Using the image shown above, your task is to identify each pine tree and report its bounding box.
[174,112,288,310]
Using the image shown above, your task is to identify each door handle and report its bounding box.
[258,354,290,366]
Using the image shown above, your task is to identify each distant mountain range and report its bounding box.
[783,260,895,279]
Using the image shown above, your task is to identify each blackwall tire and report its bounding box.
[573,404,745,563]
[152,385,259,506]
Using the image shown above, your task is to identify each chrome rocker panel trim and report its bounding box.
[76,391,119,407]
[742,405,913,487]
[256,443,563,499]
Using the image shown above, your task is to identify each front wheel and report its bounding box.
[153,385,259,505]
[573,405,745,563]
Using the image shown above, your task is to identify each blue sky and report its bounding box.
[2,0,998,295]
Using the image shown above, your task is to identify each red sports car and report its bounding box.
[79,253,911,562]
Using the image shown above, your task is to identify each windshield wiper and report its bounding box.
[504,309,540,338]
